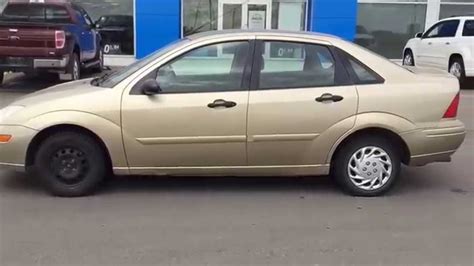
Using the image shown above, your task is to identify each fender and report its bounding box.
[24,110,128,170]
[325,112,417,164]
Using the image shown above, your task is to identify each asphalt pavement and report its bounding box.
[0,74,473,265]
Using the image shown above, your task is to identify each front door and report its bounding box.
[247,39,359,168]
[121,41,253,172]
[218,0,272,31]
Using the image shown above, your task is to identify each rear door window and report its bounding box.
[463,20,474,36]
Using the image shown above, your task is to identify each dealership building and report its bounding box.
[2,0,472,65]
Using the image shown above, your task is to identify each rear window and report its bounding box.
[463,20,474,37]
[0,4,71,23]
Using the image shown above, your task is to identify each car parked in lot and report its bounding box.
[403,16,474,86]
[0,0,103,85]
[0,30,466,197]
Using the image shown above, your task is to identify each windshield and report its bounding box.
[93,38,190,88]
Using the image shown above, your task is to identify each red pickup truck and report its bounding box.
[0,0,103,85]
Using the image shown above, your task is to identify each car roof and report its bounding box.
[187,29,340,43]
[440,15,474,21]
[6,0,70,4]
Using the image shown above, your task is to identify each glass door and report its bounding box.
[218,0,272,31]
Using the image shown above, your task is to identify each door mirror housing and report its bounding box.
[141,79,161,95]
[415,32,423,38]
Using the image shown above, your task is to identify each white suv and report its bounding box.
[403,16,473,86]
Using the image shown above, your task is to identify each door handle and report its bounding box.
[445,42,450,45]
[316,93,344,103]
[428,42,432,45]
[208,99,237,108]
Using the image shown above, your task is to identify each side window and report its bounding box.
[258,41,338,89]
[153,41,250,93]
[337,49,384,85]
[463,20,474,37]
[424,20,460,38]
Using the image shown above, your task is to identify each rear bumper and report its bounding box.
[0,125,38,172]
[402,121,466,166]
[0,55,69,73]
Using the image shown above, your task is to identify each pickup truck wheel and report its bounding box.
[449,57,466,88]
[34,131,107,197]
[67,53,80,81]
[93,49,104,73]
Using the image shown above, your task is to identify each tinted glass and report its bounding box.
[0,4,71,23]
[45,6,71,23]
[424,20,460,38]
[155,42,250,93]
[463,20,474,36]
[259,42,336,89]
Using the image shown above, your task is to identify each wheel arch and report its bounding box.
[329,127,411,168]
[448,53,463,67]
[25,124,112,172]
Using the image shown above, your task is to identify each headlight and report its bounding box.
[0,106,25,123]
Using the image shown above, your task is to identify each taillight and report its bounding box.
[55,30,66,49]
[443,92,460,119]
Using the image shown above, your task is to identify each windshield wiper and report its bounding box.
[91,72,114,86]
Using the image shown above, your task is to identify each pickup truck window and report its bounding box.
[0,4,71,24]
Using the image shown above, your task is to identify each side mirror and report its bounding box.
[415,32,423,38]
[141,79,161,96]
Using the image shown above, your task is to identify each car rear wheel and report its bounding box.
[333,136,401,196]
[34,131,107,197]
[449,57,466,87]
[403,50,414,66]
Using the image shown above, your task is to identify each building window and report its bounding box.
[182,0,307,37]
[440,0,474,19]
[356,1,427,59]
[73,0,135,56]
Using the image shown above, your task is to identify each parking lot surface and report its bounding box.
[0,74,473,265]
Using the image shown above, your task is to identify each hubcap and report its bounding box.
[51,147,89,185]
[403,53,413,66]
[450,62,462,79]
[347,146,392,191]
[73,60,79,80]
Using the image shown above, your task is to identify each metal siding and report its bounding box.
[310,0,357,41]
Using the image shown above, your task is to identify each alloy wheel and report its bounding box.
[449,62,462,79]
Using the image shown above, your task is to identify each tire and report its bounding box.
[67,53,81,81]
[34,131,107,197]
[403,50,415,66]
[92,47,104,73]
[449,57,466,88]
[333,135,401,197]
[0,71,4,86]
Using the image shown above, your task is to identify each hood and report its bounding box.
[12,79,105,107]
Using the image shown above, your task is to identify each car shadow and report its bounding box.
[0,166,466,198]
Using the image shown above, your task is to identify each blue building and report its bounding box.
[13,0,466,65]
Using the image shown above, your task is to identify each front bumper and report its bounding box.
[402,121,466,166]
[0,125,38,172]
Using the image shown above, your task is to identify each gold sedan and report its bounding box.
[0,30,466,197]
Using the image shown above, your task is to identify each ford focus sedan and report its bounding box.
[0,30,466,197]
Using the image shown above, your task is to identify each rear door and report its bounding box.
[246,38,359,167]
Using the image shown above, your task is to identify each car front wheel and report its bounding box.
[333,136,401,196]
[403,50,414,66]
[34,131,107,197]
